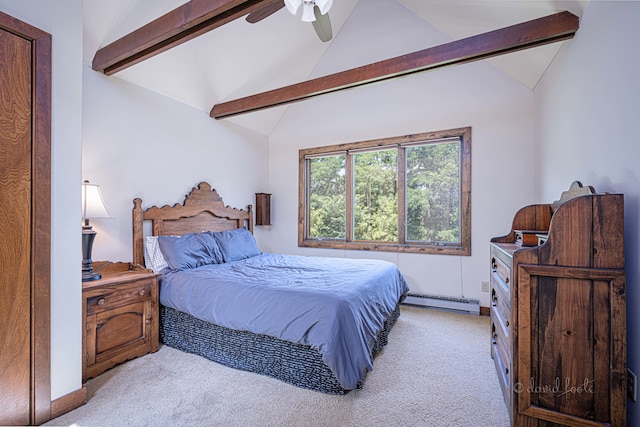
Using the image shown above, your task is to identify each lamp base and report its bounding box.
[82,271,101,282]
[82,226,101,282]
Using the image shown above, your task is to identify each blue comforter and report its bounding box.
[159,253,409,390]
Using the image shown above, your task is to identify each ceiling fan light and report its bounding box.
[315,0,332,15]
[284,0,302,15]
[301,2,316,22]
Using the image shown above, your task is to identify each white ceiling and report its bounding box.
[83,0,589,136]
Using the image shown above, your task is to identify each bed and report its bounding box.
[132,182,409,394]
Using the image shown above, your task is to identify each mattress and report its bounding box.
[158,253,409,390]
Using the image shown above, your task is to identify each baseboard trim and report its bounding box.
[480,306,490,316]
[50,386,86,420]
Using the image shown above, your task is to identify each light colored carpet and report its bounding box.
[46,305,510,426]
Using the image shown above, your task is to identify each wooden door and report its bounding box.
[0,11,51,425]
[0,25,32,425]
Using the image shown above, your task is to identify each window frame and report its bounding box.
[298,127,471,255]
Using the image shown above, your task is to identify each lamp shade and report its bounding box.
[82,180,112,220]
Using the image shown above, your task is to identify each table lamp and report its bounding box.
[82,180,112,281]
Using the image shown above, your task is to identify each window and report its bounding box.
[299,127,471,255]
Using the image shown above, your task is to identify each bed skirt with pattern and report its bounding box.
[160,303,402,395]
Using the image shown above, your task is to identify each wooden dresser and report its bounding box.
[82,262,160,381]
[490,182,626,426]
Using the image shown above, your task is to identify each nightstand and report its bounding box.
[82,261,160,382]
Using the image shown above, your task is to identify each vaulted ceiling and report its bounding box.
[84,0,588,136]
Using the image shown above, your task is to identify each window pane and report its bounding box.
[353,149,398,241]
[299,127,470,255]
[308,155,346,239]
[406,141,460,243]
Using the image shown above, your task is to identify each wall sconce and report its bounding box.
[255,193,271,226]
[82,180,112,281]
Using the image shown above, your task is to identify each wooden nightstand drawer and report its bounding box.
[86,280,152,314]
[83,262,160,382]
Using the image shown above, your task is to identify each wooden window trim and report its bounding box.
[298,127,471,255]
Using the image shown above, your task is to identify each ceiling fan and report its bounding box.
[246,0,333,42]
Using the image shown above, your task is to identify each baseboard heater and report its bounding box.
[403,293,480,316]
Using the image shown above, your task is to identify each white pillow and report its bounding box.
[144,235,168,273]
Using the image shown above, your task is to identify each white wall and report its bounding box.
[266,0,535,307]
[1,0,269,406]
[534,2,640,423]
[0,0,83,401]
[82,70,270,264]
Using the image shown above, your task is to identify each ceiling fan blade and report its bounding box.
[246,0,285,24]
[312,6,332,42]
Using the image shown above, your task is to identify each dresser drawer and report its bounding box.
[491,254,511,291]
[491,297,511,354]
[491,325,511,410]
[491,270,510,313]
[491,316,511,407]
[86,279,152,314]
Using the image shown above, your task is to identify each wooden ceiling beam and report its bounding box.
[246,0,284,23]
[210,11,579,119]
[92,0,272,75]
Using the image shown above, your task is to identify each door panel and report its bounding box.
[0,28,32,426]
[0,10,52,424]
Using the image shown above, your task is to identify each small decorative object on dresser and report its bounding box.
[82,261,160,382]
[490,181,626,427]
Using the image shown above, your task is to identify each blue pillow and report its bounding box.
[195,232,225,264]
[157,232,224,271]
[211,228,260,262]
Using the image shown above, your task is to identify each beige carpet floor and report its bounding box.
[46,305,510,426]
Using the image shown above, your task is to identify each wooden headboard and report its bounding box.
[132,182,253,266]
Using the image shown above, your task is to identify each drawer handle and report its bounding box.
[97,298,106,306]
[138,289,146,296]
[491,289,497,306]
[491,258,497,272]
